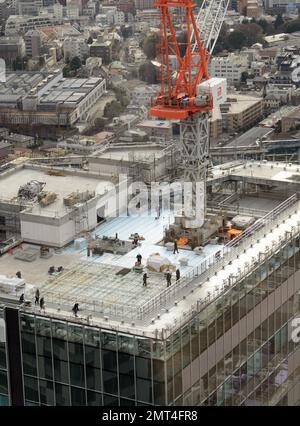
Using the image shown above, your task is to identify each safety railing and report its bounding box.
[20,194,300,328]
[136,194,299,321]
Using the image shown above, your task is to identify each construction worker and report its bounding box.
[132,235,139,247]
[35,288,40,305]
[176,268,180,282]
[173,239,179,254]
[72,303,79,317]
[143,273,148,287]
[136,254,142,265]
[166,271,172,287]
[155,205,161,220]
[39,297,45,312]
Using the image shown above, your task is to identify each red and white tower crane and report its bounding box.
[150,0,229,234]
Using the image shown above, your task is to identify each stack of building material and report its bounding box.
[39,191,57,207]
[14,247,39,262]
[40,245,53,259]
[47,168,65,176]
[63,190,95,206]
[0,274,25,294]
[147,253,176,273]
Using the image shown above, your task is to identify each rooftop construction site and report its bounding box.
[1,0,300,408]
[0,155,300,338]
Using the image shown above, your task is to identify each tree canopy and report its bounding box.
[69,56,82,71]
[275,14,284,30]
[225,30,247,50]
[283,19,300,33]
[139,61,158,84]
[141,33,159,60]
[103,100,123,119]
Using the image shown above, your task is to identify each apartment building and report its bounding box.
[63,37,89,62]
[209,94,263,139]
[0,36,25,68]
[209,55,249,86]
[220,94,263,132]
[134,0,155,9]
[90,37,112,64]
[17,0,43,16]
[24,30,42,59]
[5,14,65,35]
[281,105,300,133]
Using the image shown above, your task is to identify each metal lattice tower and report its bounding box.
[150,0,229,228]
[180,112,209,226]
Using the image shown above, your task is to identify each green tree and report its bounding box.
[241,71,249,83]
[214,24,229,54]
[141,33,159,59]
[275,13,284,30]
[234,23,264,47]
[283,19,300,33]
[114,87,130,107]
[258,19,269,33]
[63,65,71,77]
[93,117,106,131]
[13,56,24,71]
[139,61,158,84]
[69,56,82,71]
[38,56,45,68]
[225,30,247,50]
[103,100,123,119]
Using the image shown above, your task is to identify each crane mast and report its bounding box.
[150,0,229,245]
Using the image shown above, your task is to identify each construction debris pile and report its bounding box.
[47,168,65,176]
[88,234,134,256]
[63,190,95,207]
[38,191,57,207]
[17,180,58,207]
[17,180,46,202]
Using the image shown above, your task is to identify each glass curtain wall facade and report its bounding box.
[20,316,165,406]
[0,233,300,406]
[0,308,9,405]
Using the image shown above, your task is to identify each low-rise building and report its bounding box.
[5,133,34,147]
[135,8,159,24]
[57,136,109,155]
[134,0,155,9]
[0,141,12,159]
[24,30,41,59]
[281,105,300,133]
[209,93,264,140]
[220,94,263,132]
[209,54,249,85]
[90,37,112,64]
[0,36,25,68]
[0,0,14,32]
[5,14,65,35]
[17,0,43,16]
[130,84,160,107]
[137,119,173,139]
[63,37,89,61]
[0,71,106,129]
